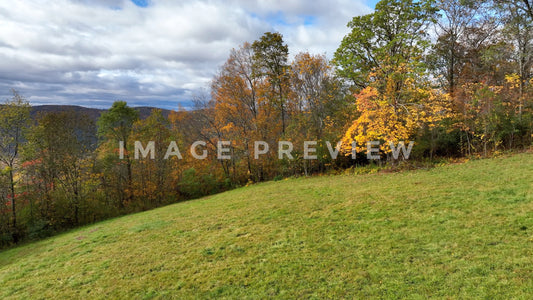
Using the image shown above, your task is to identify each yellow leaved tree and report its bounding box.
[342,63,453,160]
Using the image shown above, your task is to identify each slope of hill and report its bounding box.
[0,153,532,298]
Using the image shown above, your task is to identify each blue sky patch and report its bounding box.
[131,0,149,8]
[265,11,289,26]
[255,11,318,27]
[303,15,317,26]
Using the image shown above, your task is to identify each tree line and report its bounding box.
[1,0,532,246]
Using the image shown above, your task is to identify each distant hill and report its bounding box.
[30,105,104,122]
[133,106,173,120]
[30,105,173,123]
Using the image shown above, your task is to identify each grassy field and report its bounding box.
[0,153,532,299]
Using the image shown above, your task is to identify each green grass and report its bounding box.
[1,153,533,299]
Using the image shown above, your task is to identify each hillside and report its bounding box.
[0,153,532,298]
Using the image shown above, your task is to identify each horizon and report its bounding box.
[29,103,176,111]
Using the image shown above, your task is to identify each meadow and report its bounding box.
[0,152,532,299]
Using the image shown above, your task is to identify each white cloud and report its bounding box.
[0,0,372,109]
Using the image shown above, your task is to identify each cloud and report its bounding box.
[0,0,372,109]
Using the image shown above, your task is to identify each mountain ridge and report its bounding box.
[30,104,174,122]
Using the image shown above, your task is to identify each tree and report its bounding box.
[290,53,332,137]
[496,0,533,20]
[131,109,175,208]
[335,0,453,160]
[212,42,281,181]
[498,0,533,117]
[431,0,491,94]
[188,92,236,183]
[26,111,96,226]
[334,0,437,90]
[342,68,453,160]
[169,97,231,197]
[252,32,290,135]
[288,52,350,174]
[525,0,533,19]
[97,101,139,207]
[0,90,30,242]
[212,43,260,180]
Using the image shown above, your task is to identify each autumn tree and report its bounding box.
[252,32,290,135]
[497,0,533,117]
[431,1,530,155]
[290,53,337,138]
[288,52,350,174]
[25,111,96,226]
[211,42,281,181]
[0,167,11,243]
[131,109,176,209]
[167,106,200,196]
[97,101,139,208]
[212,43,260,180]
[335,0,443,159]
[431,0,492,94]
[0,90,31,242]
[495,0,533,20]
[179,92,238,188]
[525,0,533,18]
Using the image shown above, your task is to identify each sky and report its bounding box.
[0,0,378,110]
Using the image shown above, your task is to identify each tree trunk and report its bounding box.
[9,168,18,243]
